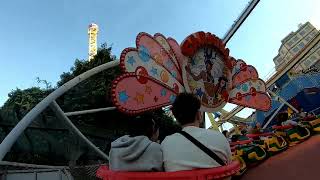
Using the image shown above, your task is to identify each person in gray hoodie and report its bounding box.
[109,115,163,171]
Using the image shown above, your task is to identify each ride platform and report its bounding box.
[242,135,320,180]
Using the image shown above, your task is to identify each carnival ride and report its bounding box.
[88,23,99,61]
[0,0,320,179]
[221,29,320,122]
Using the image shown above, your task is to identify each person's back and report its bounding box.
[162,127,231,171]
[161,93,231,172]
[109,135,162,171]
[109,115,163,172]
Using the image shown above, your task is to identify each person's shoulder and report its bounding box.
[161,133,180,146]
[147,142,162,154]
[199,129,228,142]
[197,128,223,136]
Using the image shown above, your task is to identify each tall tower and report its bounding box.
[88,23,99,61]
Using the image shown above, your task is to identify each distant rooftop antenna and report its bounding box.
[88,23,99,61]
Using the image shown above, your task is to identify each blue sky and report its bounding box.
[0,0,319,122]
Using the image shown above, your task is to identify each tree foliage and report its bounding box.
[0,43,179,165]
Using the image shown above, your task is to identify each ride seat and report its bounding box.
[96,161,240,180]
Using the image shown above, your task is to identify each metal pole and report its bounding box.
[50,101,109,160]
[0,60,119,160]
[65,107,116,116]
[222,0,260,44]
[0,161,68,169]
[267,90,299,113]
[262,103,285,129]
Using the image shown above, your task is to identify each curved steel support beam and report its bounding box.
[267,90,299,113]
[223,0,260,44]
[0,60,119,160]
[50,101,109,160]
[65,107,116,116]
[262,102,285,129]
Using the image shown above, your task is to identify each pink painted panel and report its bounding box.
[136,32,183,84]
[112,73,178,115]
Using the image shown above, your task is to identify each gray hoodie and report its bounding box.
[109,135,163,171]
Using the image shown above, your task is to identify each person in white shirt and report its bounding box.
[282,119,298,126]
[161,93,232,172]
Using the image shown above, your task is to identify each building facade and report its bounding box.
[273,22,320,72]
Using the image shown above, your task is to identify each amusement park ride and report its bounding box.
[1,0,320,179]
[88,23,99,61]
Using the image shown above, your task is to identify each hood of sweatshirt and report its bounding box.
[110,135,152,161]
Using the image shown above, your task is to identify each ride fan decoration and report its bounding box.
[111,31,271,114]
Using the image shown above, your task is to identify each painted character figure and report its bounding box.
[213,77,229,101]
[185,47,228,106]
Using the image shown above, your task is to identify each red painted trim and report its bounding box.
[180,31,232,69]
[230,139,252,146]
[119,47,138,73]
[231,59,263,89]
[154,33,183,75]
[96,161,240,180]
[232,66,260,88]
[246,132,273,138]
[228,92,272,111]
[272,125,294,130]
[166,37,184,75]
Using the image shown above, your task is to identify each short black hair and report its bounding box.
[277,112,288,122]
[241,129,247,135]
[218,76,228,83]
[205,60,213,66]
[222,130,228,137]
[128,113,158,138]
[172,93,201,126]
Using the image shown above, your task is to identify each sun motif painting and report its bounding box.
[181,32,233,112]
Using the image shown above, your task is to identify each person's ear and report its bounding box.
[197,111,203,123]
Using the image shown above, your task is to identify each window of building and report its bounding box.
[305,25,311,31]
[277,58,282,64]
[305,36,311,42]
[317,50,320,56]
[304,59,311,67]
[293,47,299,53]
[298,42,305,49]
[300,30,306,36]
[274,57,280,65]
[310,55,317,61]
[293,36,299,42]
[287,40,294,47]
[311,31,318,37]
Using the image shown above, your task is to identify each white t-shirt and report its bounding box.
[161,126,232,172]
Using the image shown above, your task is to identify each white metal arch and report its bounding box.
[0,60,119,160]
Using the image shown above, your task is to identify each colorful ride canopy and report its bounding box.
[111,32,271,115]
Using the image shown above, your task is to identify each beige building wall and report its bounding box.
[273,22,320,73]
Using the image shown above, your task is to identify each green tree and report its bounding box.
[0,43,179,165]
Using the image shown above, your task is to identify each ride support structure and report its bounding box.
[0,0,261,161]
[88,23,99,61]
